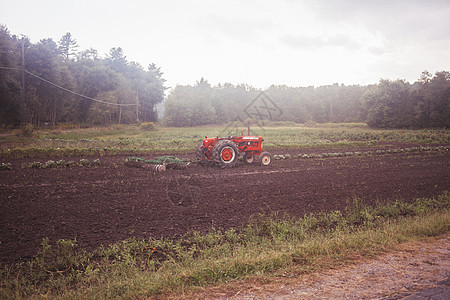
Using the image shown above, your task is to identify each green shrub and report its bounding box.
[20,124,34,137]
[140,122,156,131]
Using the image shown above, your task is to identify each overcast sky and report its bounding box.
[1,0,450,90]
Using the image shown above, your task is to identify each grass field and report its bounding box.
[1,122,448,158]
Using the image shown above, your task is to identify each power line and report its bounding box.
[0,66,18,71]
[24,70,136,107]
[0,66,136,107]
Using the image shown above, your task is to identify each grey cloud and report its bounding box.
[301,0,450,44]
[279,34,360,50]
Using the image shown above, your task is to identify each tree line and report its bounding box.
[1,25,448,129]
[0,26,166,127]
[164,72,449,129]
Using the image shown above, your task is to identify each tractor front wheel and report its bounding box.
[259,152,272,166]
[243,153,255,164]
[212,140,239,167]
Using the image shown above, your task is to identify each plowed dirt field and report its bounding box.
[0,144,448,264]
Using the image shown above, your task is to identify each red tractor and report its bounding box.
[196,134,272,168]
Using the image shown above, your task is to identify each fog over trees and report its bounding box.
[1,26,449,129]
[164,72,449,129]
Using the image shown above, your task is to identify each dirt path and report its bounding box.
[174,234,449,300]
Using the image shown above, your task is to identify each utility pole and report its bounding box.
[135,91,139,124]
[330,98,333,121]
[21,38,26,124]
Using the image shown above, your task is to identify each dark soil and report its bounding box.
[0,144,448,264]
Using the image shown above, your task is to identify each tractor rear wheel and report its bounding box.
[259,151,272,166]
[195,141,208,160]
[212,140,239,167]
[243,153,255,164]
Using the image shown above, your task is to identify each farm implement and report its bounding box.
[196,134,272,168]
[125,156,190,171]
[125,134,272,171]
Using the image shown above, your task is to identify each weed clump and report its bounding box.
[140,122,156,131]
[29,161,42,169]
[19,124,34,138]
[78,159,90,166]
[44,160,57,168]
[0,162,12,170]
[26,159,99,169]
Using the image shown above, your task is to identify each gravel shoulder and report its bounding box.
[172,234,449,299]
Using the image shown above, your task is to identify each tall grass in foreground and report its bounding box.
[1,193,449,299]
